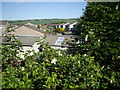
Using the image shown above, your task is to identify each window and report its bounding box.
[61,25,63,28]
[55,37,64,45]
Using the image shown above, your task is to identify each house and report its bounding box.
[57,22,70,28]
[7,25,44,37]
[1,24,45,59]
[48,24,60,31]
[44,35,75,50]
[25,23,42,30]
[0,20,9,35]
[56,22,78,32]
[48,24,59,28]
[0,26,3,36]
[1,36,42,59]
[41,24,48,29]
[25,22,36,27]
[65,22,78,31]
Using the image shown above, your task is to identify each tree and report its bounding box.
[71,2,120,65]
[69,2,120,88]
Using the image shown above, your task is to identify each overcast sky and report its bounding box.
[2,2,87,20]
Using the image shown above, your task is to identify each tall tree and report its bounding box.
[71,2,120,66]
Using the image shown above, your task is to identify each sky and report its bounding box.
[2,2,87,20]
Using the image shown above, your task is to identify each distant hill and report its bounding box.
[8,19,79,25]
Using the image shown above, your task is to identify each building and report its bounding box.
[25,22,37,27]
[56,22,69,28]
[41,24,48,29]
[2,24,45,51]
[0,20,9,36]
[1,36,42,59]
[44,35,75,50]
[48,24,59,28]
[56,22,78,32]
[2,24,45,59]
[7,25,44,37]
[65,22,78,31]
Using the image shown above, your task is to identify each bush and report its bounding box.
[2,35,120,89]
[53,28,65,33]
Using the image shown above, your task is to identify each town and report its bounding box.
[0,20,83,59]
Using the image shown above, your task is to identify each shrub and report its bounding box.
[54,28,65,33]
[2,35,120,89]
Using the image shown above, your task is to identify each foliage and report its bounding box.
[44,30,51,33]
[71,2,120,65]
[2,34,120,89]
[53,28,65,33]
[69,2,120,89]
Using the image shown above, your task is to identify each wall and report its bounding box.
[51,46,67,50]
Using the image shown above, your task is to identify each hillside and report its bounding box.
[8,19,78,25]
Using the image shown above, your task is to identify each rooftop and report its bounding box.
[44,35,75,47]
[1,36,41,46]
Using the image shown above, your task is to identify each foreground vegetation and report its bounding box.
[1,35,120,89]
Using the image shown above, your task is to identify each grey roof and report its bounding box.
[1,36,40,46]
[44,35,75,47]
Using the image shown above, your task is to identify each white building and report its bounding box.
[65,22,78,31]
[56,22,78,32]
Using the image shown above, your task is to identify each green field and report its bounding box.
[9,19,78,25]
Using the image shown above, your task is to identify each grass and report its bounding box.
[9,19,78,25]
